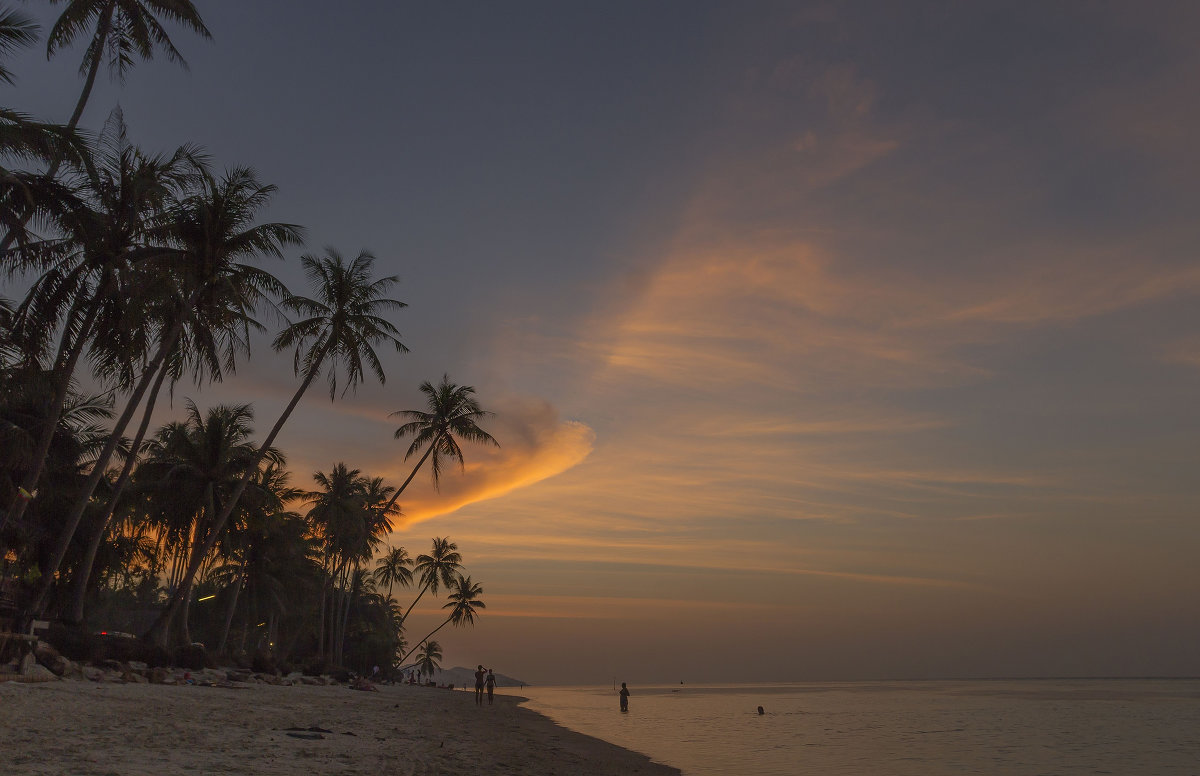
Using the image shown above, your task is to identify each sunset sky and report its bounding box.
[9,2,1200,684]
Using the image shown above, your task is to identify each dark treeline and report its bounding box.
[0,2,495,674]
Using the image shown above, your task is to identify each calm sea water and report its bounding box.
[519,679,1200,775]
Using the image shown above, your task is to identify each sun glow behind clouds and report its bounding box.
[66,1,1200,684]
[386,398,596,527]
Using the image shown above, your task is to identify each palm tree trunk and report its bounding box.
[338,563,358,662]
[399,579,432,627]
[29,309,193,620]
[0,290,102,535]
[62,358,169,624]
[397,616,452,666]
[216,566,245,655]
[379,435,441,515]
[0,5,112,253]
[147,345,327,648]
[316,569,329,660]
[177,585,193,646]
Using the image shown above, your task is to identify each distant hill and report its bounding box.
[409,665,527,688]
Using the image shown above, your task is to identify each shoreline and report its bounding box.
[0,676,681,775]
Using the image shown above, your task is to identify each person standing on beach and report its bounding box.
[485,669,497,704]
[619,682,630,712]
[474,665,486,706]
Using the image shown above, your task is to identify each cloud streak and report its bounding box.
[385,397,596,527]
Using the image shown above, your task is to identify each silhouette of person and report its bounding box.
[474,665,486,706]
[619,682,630,712]
[485,669,497,703]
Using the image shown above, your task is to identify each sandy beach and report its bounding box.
[0,677,680,776]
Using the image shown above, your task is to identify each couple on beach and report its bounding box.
[474,665,497,705]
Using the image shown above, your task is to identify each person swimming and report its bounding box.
[619,682,630,712]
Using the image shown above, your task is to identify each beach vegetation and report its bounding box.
[0,2,495,675]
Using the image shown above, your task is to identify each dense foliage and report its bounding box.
[0,2,495,674]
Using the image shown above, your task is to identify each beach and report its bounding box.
[0,677,680,776]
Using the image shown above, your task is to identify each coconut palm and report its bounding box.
[0,111,89,252]
[373,544,413,601]
[398,574,484,665]
[59,164,299,625]
[208,462,299,655]
[304,468,397,663]
[303,462,369,660]
[147,246,408,647]
[45,0,210,164]
[2,116,192,549]
[399,536,462,626]
[134,401,282,644]
[0,6,37,85]
[415,639,441,679]
[381,375,498,513]
[0,0,209,255]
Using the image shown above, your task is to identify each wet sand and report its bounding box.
[0,678,680,775]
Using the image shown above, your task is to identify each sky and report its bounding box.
[6,1,1200,685]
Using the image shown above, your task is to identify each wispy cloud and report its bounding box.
[385,396,595,527]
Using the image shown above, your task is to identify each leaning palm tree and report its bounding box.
[57,164,299,625]
[45,0,210,168]
[2,116,192,549]
[0,0,208,253]
[147,247,408,647]
[373,544,413,601]
[381,375,498,514]
[399,536,462,626]
[398,574,484,665]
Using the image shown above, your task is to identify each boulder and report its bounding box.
[149,667,170,684]
[22,662,58,682]
[35,641,71,676]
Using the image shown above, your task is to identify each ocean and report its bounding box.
[519,679,1200,775]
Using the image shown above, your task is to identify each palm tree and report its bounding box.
[0,110,89,252]
[398,574,484,666]
[303,462,369,661]
[0,6,94,252]
[45,0,210,169]
[147,247,406,648]
[381,375,498,514]
[373,544,413,601]
[59,164,299,625]
[0,1,208,255]
[399,536,462,626]
[3,116,192,551]
[208,462,299,655]
[0,6,37,86]
[148,253,411,652]
[415,639,441,680]
[134,401,281,644]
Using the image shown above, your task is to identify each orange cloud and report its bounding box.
[383,396,595,527]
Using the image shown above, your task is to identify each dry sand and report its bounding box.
[0,678,680,775]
